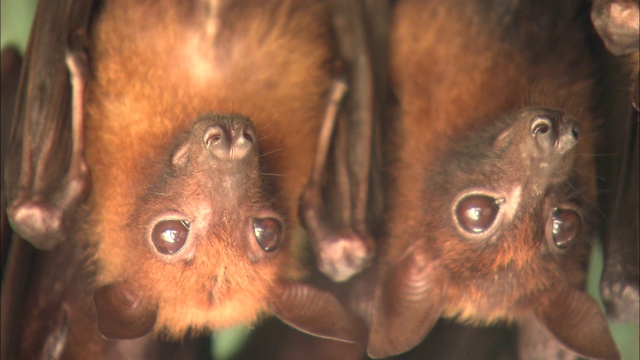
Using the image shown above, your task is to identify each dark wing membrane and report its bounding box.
[4,0,94,251]
[300,0,387,283]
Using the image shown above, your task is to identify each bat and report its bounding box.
[3,0,363,357]
[591,0,639,325]
[299,0,386,283]
[366,0,620,359]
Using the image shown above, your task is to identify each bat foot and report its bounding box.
[39,307,70,360]
[591,0,640,56]
[7,163,91,250]
[601,279,640,323]
[7,197,65,250]
[316,230,375,282]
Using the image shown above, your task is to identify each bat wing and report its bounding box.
[299,0,387,283]
[4,0,94,251]
[591,0,640,324]
[1,46,22,279]
[600,102,639,323]
[367,243,445,359]
[1,45,31,360]
[269,281,360,343]
[534,288,620,360]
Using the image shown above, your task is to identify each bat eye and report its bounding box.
[455,194,500,234]
[252,217,282,252]
[550,208,581,249]
[151,220,189,255]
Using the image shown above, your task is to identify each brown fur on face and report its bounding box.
[383,0,598,325]
[364,3,617,358]
[83,0,334,336]
[417,108,594,324]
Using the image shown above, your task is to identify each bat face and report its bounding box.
[77,0,356,341]
[366,1,618,358]
[424,107,590,322]
[368,106,616,360]
[103,114,286,336]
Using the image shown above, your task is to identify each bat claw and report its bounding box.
[601,279,640,322]
[591,0,640,56]
[39,307,70,360]
[8,198,65,250]
[316,230,375,282]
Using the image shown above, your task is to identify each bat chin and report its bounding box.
[173,295,265,336]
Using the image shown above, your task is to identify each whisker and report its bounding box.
[572,166,606,181]
[261,172,286,177]
[564,179,610,225]
[190,183,203,197]
[259,148,284,157]
[575,153,619,157]
[257,134,273,143]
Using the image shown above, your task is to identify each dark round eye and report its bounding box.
[252,217,282,252]
[550,208,581,249]
[455,194,500,234]
[530,116,552,136]
[151,220,189,255]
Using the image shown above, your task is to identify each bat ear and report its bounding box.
[367,244,445,358]
[534,287,620,360]
[269,281,358,343]
[93,282,157,339]
[171,142,191,170]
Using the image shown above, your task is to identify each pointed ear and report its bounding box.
[535,287,620,360]
[367,245,445,359]
[94,282,158,339]
[269,281,358,343]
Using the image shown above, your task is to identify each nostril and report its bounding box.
[242,126,255,144]
[226,124,255,160]
[530,116,553,137]
[534,124,549,135]
[204,126,224,148]
[571,124,582,141]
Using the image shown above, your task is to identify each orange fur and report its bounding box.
[83,0,334,336]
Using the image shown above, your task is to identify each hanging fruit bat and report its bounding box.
[591,0,639,325]
[366,0,619,359]
[3,0,364,357]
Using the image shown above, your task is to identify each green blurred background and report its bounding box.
[2,0,638,359]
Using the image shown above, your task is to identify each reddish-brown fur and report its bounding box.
[83,0,334,336]
[384,0,597,325]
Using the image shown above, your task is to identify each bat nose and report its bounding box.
[529,111,581,153]
[557,116,581,151]
[204,117,256,160]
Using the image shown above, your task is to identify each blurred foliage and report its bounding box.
[0,0,36,53]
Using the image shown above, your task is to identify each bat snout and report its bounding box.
[529,110,581,155]
[203,116,256,161]
[556,116,582,152]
